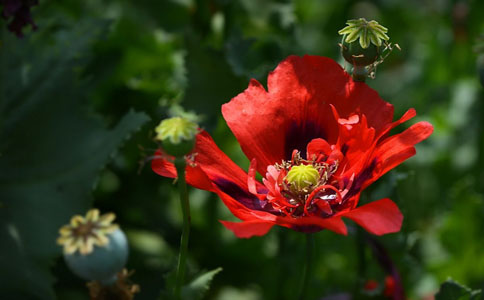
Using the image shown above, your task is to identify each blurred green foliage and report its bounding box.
[1,0,484,299]
[435,279,482,300]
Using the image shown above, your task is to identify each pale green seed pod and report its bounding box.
[57,209,128,285]
[155,117,198,157]
[285,164,320,191]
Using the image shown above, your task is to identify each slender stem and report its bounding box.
[297,233,314,300]
[174,157,191,299]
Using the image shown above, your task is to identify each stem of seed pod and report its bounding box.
[174,157,191,299]
[297,233,315,300]
[352,65,368,82]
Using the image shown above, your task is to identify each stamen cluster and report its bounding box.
[263,151,342,218]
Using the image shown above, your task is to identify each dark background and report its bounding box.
[1,0,484,299]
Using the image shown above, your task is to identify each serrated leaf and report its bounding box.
[181,268,223,300]
[183,33,246,128]
[435,279,482,300]
[0,20,149,299]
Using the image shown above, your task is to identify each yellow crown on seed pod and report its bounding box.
[338,18,389,49]
[155,117,198,157]
[285,164,320,191]
[57,209,119,255]
[155,117,198,144]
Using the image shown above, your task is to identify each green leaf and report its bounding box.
[181,268,223,300]
[159,268,223,300]
[0,20,149,299]
[435,279,482,300]
[182,33,246,128]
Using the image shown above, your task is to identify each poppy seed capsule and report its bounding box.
[155,117,198,157]
[338,19,389,67]
[341,38,380,67]
[285,164,320,191]
[57,209,128,285]
[64,229,128,285]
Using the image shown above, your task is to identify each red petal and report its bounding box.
[247,158,258,194]
[152,130,250,190]
[277,215,348,235]
[376,108,416,141]
[223,55,392,174]
[342,198,403,235]
[306,138,332,161]
[374,121,433,177]
[151,151,214,191]
[219,220,274,238]
[295,56,393,134]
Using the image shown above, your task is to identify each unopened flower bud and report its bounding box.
[57,209,128,285]
[155,117,198,157]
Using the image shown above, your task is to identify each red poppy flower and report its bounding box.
[152,55,433,238]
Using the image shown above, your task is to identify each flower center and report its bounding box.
[285,164,320,192]
[262,151,344,218]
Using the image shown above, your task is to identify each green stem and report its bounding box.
[174,157,191,299]
[297,233,314,300]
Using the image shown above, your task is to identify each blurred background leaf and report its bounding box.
[0,19,148,299]
[435,279,482,300]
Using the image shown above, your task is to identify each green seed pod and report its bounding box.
[341,36,380,67]
[338,18,391,80]
[155,117,198,157]
[285,164,320,192]
[64,229,128,284]
[161,138,196,157]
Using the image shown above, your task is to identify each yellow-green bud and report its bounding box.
[155,117,198,157]
[285,164,320,191]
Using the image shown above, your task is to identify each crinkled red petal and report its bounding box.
[276,215,348,235]
[222,55,393,174]
[219,214,348,238]
[219,220,274,238]
[306,138,332,161]
[151,151,214,191]
[373,121,434,181]
[342,198,403,235]
[151,130,251,191]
